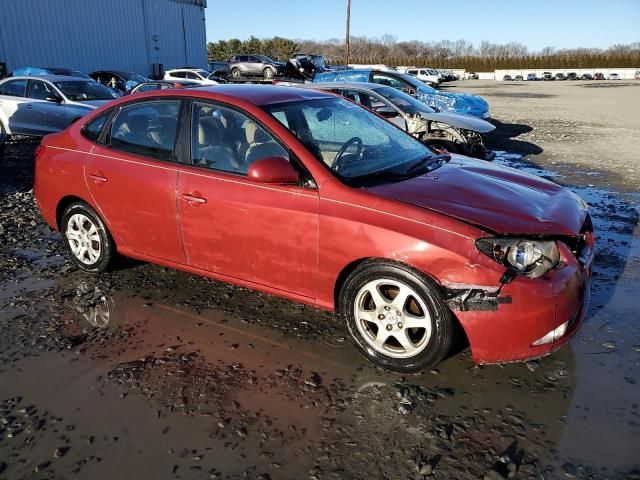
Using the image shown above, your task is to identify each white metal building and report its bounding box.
[0,0,208,77]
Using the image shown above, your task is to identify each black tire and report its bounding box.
[424,138,459,154]
[263,67,274,79]
[61,202,115,273]
[231,67,241,79]
[338,260,455,373]
[0,120,7,148]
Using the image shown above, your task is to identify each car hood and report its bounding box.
[367,156,587,236]
[416,86,489,115]
[417,111,495,133]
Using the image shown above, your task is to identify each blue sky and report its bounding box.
[205,0,640,51]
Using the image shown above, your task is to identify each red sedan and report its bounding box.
[34,85,594,372]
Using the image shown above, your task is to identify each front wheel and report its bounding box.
[263,67,274,79]
[0,120,7,147]
[231,67,241,79]
[338,261,455,372]
[61,202,115,272]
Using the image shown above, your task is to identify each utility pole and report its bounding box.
[344,0,351,67]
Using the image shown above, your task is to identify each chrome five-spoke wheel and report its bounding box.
[354,279,432,358]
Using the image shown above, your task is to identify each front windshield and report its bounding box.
[54,81,120,101]
[375,86,435,114]
[263,97,434,181]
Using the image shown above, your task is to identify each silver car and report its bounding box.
[0,75,120,137]
[309,82,496,160]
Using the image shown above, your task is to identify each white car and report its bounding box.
[0,75,120,137]
[164,69,219,85]
[397,67,440,87]
[607,73,620,80]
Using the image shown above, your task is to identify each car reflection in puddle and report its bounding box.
[52,284,580,479]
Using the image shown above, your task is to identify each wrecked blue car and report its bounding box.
[313,69,490,119]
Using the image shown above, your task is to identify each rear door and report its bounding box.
[85,99,186,264]
[0,79,32,135]
[177,100,319,298]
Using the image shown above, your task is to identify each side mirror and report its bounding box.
[45,95,62,103]
[375,106,398,118]
[247,156,299,184]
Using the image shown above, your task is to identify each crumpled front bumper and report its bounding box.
[453,239,593,364]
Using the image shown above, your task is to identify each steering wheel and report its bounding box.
[333,136,363,172]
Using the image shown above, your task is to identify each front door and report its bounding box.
[25,80,73,135]
[85,99,186,264]
[177,101,319,298]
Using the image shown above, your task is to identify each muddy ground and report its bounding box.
[0,80,639,479]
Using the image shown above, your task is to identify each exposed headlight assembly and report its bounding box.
[476,238,560,279]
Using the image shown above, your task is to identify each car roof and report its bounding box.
[1,75,88,82]
[139,84,334,106]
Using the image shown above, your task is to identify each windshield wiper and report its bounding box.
[404,153,451,174]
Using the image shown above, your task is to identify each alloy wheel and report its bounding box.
[353,278,432,358]
[66,213,102,265]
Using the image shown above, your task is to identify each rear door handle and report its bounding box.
[27,104,33,109]
[89,173,108,183]
[181,193,207,205]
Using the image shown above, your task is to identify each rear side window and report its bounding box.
[82,111,111,142]
[0,79,28,97]
[109,100,181,161]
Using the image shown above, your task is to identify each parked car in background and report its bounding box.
[34,85,593,372]
[283,53,328,80]
[309,82,495,160]
[566,72,579,81]
[397,68,440,87]
[467,72,479,80]
[580,73,593,80]
[164,68,219,85]
[593,72,605,80]
[313,69,490,119]
[555,73,566,81]
[228,55,285,79]
[502,75,513,81]
[90,70,148,92]
[127,80,200,95]
[607,73,620,80]
[542,72,554,81]
[10,66,92,79]
[635,70,640,80]
[514,75,524,81]
[527,73,538,81]
[0,75,120,137]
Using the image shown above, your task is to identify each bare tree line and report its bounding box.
[208,36,640,70]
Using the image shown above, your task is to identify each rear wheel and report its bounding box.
[61,202,115,272]
[338,261,455,372]
[231,67,241,79]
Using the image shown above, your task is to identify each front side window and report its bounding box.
[135,83,160,93]
[171,71,186,78]
[109,100,181,161]
[0,79,28,97]
[264,97,433,181]
[28,80,57,100]
[191,102,288,175]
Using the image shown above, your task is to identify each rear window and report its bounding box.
[82,111,111,142]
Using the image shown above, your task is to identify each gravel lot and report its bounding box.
[0,81,639,480]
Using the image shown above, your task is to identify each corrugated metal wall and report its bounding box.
[0,0,207,76]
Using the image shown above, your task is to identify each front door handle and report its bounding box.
[89,173,108,184]
[27,104,34,109]
[181,193,207,205]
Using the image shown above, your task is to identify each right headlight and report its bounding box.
[476,238,560,279]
